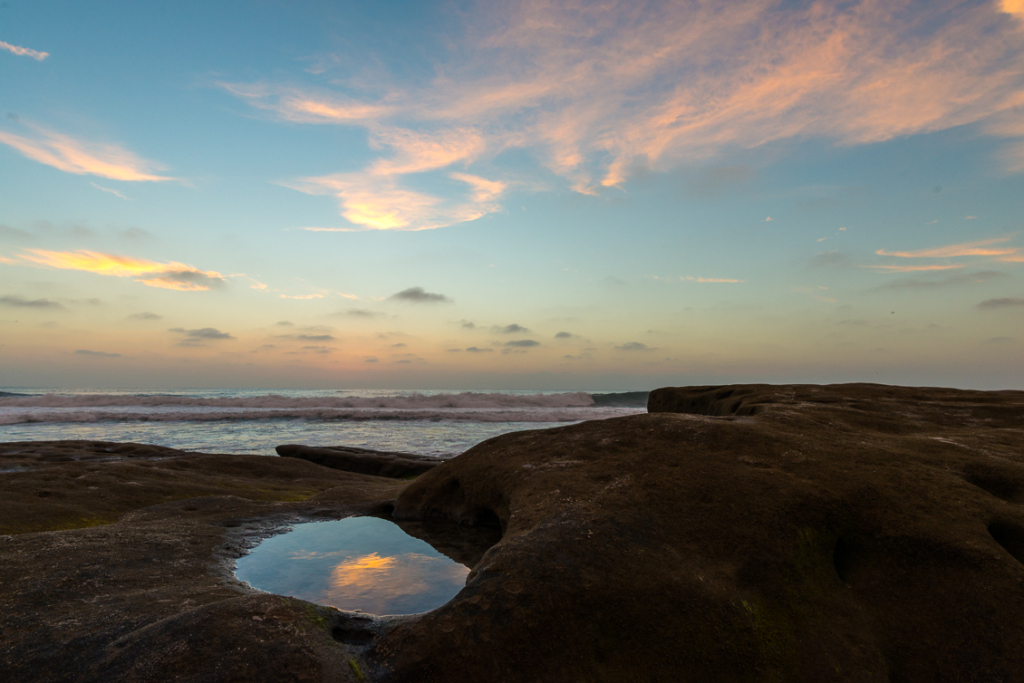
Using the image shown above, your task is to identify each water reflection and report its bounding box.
[235,516,489,615]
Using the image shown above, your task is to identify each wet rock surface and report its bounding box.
[276,444,442,479]
[3,384,1024,682]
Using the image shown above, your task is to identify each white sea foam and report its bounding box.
[0,389,649,456]
[0,391,597,410]
[0,406,643,425]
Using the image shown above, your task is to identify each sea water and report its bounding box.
[235,516,492,615]
[0,388,649,457]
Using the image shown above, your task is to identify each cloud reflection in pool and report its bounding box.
[235,516,472,615]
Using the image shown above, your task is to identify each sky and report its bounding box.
[1,0,1024,390]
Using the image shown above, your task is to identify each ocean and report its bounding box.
[0,389,650,458]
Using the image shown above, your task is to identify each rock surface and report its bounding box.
[276,444,442,479]
[3,384,1024,682]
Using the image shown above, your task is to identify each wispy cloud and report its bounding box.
[90,182,129,200]
[878,270,1007,289]
[229,0,1024,225]
[978,297,1024,309]
[862,264,966,272]
[0,294,63,309]
[876,237,1016,258]
[0,122,174,181]
[74,349,120,358]
[680,276,743,283]
[493,323,530,334]
[12,249,225,291]
[128,312,161,320]
[339,309,383,318]
[616,341,652,351]
[389,286,452,303]
[0,40,48,61]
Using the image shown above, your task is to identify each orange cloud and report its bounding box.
[876,238,1017,258]
[1001,0,1024,20]
[282,171,500,231]
[230,0,1024,224]
[13,249,225,290]
[0,123,173,181]
[450,172,507,203]
[220,82,395,124]
[0,40,48,60]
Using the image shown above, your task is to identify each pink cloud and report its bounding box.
[0,123,173,181]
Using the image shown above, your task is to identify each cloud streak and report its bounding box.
[0,295,63,309]
[12,249,226,291]
[978,297,1024,309]
[0,123,174,181]
[0,40,48,60]
[876,238,1017,258]
[230,0,1024,226]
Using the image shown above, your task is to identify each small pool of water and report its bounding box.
[235,516,497,616]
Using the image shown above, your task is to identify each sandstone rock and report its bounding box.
[276,444,442,479]
[4,384,1024,682]
[370,383,1024,682]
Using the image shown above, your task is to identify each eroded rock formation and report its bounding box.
[3,384,1024,682]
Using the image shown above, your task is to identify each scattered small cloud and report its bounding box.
[0,40,48,60]
[364,357,379,363]
[505,339,539,348]
[680,275,743,283]
[391,342,407,348]
[275,320,294,327]
[765,217,773,222]
[170,327,235,340]
[340,309,383,318]
[986,336,1014,344]
[277,333,336,342]
[615,341,652,351]
[977,297,1024,309]
[389,286,452,303]
[460,320,476,329]
[465,346,493,353]
[279,292,326,300]
[0,295,63,309]
[554,331,576,338]
[127,312,161,320]
[117,227,152,241]
[74,349,120,358]
[493,323,530,334]
[965,216,977,220]
[811,250,853,268]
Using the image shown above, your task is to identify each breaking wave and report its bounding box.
[0,391,649,425]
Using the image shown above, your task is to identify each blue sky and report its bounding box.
[2,0,1023,389]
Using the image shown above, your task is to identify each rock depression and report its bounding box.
[2,383,1024,682]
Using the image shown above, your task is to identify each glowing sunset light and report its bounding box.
[1,0,1022,389]
[15,249,226,291]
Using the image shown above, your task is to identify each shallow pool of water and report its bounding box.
[235,516,492,616]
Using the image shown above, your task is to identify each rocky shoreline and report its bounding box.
[2,384,1024,681]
